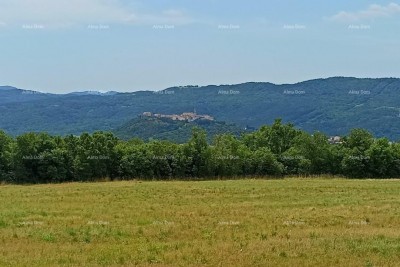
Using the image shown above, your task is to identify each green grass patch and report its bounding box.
[0,179,399,266]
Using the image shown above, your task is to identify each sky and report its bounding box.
[0,0,399,93]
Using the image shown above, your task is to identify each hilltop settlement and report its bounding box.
[142,112,214,122]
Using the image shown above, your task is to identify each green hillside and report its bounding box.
[1,77,400,139]
[114,116,246,143]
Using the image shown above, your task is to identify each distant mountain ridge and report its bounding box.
[1,77,400,139]
[67,91,119,96]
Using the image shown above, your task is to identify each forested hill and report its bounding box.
[114,116,246,143]
[1,77,400,139]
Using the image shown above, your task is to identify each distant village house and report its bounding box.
[328,136,342,144]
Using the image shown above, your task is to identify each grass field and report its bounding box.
[1,178,400,267]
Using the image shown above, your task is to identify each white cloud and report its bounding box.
[129,8,193,25]
[329,2,400,22]
[162,9,185,18]
[0,0,191,27]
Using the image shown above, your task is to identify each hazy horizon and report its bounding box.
[2,75,400,94]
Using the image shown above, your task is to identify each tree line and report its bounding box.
[1,119,400,184]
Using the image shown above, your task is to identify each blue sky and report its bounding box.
[0,0,399,93]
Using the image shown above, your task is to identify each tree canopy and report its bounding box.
[1,120,400,184]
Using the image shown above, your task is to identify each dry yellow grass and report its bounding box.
[1,178,400,266]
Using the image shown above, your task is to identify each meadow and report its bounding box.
[1,178,400,266]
